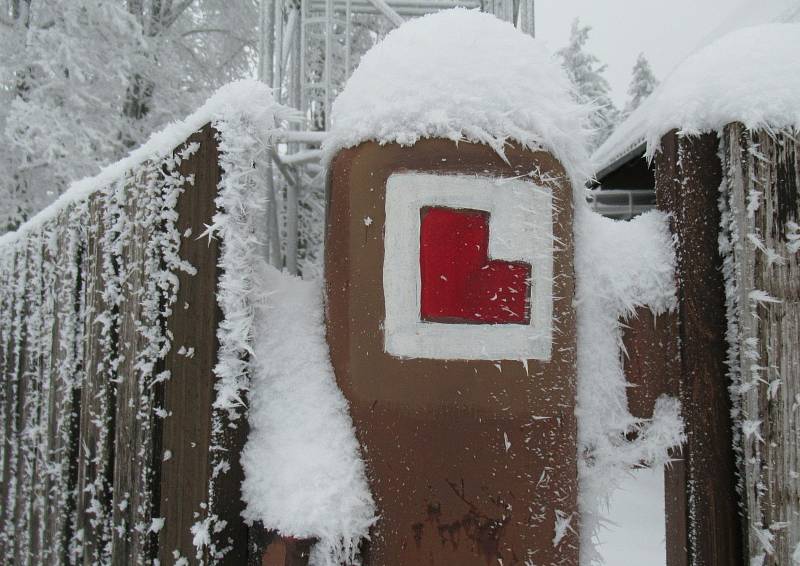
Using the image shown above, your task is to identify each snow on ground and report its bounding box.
[240,265,376,566]
[597,467,666,566]
[323,8,592,192]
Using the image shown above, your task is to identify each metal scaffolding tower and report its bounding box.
[258,0,535,274]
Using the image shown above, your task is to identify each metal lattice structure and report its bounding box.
[258,0,534,274]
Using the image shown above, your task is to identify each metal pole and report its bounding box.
[324,0,334,131]
[273,0,284,102]
[259,0,281,267]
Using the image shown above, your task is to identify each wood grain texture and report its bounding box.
[0,125,252,564]
[41,210,86,563]
[0,249,20,559]
[721,124,800,565]
[655,130,744,566]
[111,169,158,566]
[156,125,249,565]
[74,195,117,565]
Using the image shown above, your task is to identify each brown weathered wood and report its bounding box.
[111,168,159,566]
[13,236,42,565]
[326,140,578,564]
[75,194,117,565]
[655,129,744,566]
[722,124,800,565]
[0,125,254,564]
[622,308,688,565]
[0,250,16,529]
[0,247,24,561]
[261,535,314,566]
[41,209,85,563]
[39,216,65,563]
[28,228,55,563]
[157,125,249,564]
[622,308,680,420]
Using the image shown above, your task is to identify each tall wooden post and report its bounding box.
[721,124,800,565]
[654,130,744,566]
[326,139,578,565]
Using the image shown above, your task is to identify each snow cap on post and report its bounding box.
[644,23,800,158]
[323,8,592,189]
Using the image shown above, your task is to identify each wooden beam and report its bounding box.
[654,130,744,566]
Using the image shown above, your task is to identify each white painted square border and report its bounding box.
[383,172,553,361]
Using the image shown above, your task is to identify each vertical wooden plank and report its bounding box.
[156,125,249,564]
[723,124,800,565]
[1,247,23,563]
[74,193,118,565]
[655,130,744,566]
[622,309,687,566]
[40,214,67,564]
[0,247,23,560]
[40,208,86,563]
[0,250,15,514]
[29,227,54,563]
[111,167,159,565]
[14,234,45,565]
[622,309,680,420]
[0,251,12,502]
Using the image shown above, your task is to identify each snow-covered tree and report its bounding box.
[0,0,257,232]
[556,18,618,149]
[623,52,658,117]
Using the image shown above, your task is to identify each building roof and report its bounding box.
[592,0,800,178]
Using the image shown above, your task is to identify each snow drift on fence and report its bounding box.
[594,23,800,174]
[323,8,593,192]
[644,23,800,157]
[240,266,376,566]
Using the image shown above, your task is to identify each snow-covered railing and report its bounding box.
[587,188,656,220]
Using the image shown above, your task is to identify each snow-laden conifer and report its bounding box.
[556,18,619,149]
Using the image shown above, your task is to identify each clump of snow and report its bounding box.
[149,518,165,534]
[323,8,592,191]
[240,265,376,566]
[574,207,685,564]
[644,24,800,158]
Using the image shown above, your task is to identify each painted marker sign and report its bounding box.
[383,172,553,360]
[325,138,578,565]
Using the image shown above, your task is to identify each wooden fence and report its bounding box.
[0,115,796,566]
[632,125,799,566]
[0,125,252,565]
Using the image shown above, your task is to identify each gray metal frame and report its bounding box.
[258,0,535,273]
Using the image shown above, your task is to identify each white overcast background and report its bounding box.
[536,0,799,107]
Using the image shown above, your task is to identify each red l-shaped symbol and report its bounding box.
[420,207,531,324]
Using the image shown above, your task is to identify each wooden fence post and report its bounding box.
[654,130,744,566]
[155,125,249,565]
[721,124,800,565]
[326,139,578,565]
